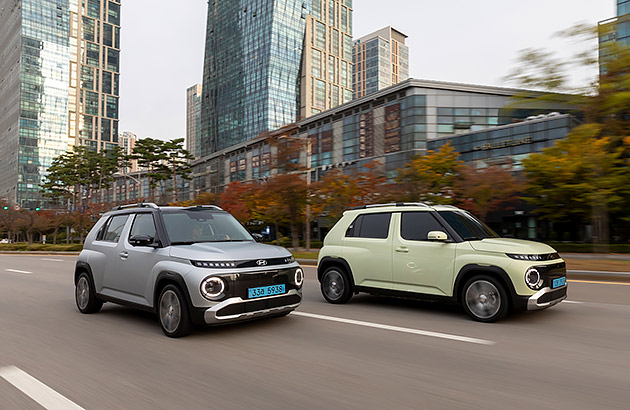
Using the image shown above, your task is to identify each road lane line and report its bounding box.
[0,366,85,410]
[41,258,64,262]
[562,300,584,304]
[568,279,630,286]
[292,311,495,345]
[5,269,32,274]
[568,270,630,275]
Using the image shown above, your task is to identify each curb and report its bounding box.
[0,251,80,256]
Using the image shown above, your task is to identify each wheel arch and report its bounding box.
[317,256,356,288]
[74,261,94,285]
[454,264,517,308]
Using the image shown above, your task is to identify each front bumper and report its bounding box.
[525,285,567,310]
[202,289,302,325]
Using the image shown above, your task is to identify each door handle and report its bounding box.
[395,247,409,253]
[119,251,128,259]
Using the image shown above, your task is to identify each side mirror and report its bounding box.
[129,234,157,247]
[251,233,263,243]
[427,231,448,241]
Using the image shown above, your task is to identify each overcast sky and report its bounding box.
[118,0,614,141]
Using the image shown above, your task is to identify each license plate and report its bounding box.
[552,277,566,289]
[248,284,286,299]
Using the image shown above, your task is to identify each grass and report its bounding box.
[0,243,83,252]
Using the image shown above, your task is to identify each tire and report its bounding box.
[320,266,353,304]
[158,284,192,338]
[461,275,509,323]
[75,272,103,314]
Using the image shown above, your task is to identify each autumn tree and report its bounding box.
[396,142,462,204]
[454,164,522,222]
[219,182,255,223]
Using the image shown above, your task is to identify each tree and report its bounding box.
[454,164,522,223]
[310,169,359,222]
[396,143,462,204]
[131,138,169,202]
[162,138,194,203]
[219,182,255,223]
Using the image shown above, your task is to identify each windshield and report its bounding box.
[438,210,499,240]
[161,210,254,244]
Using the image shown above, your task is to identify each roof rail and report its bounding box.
[111,202,159,211]
[183,205,223,211]
[350,202,433,210]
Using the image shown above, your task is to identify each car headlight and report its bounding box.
[294,268,304,288]
[200,276,227,300]
[192,260,237,268]
[506,253,559,261]
[525,268,543,290]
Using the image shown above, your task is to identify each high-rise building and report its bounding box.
[186,84,202,158]
[300,0,354,119]
[353,26,409,99]
[0,0,121,209]
[69,0,121,152]
[118,131,137,173]
[598,0,630,73]
[199,0,353,157]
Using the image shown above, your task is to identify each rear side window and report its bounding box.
[345,213,391,239]
[400,212,445,241]
[98,215,129,243]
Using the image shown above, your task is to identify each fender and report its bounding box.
[154,271,206,324]
[454,264,519,306]
[317,256,356,288]
[75,261,94,284]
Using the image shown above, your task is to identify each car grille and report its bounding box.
[533,262,566,288]
[538,287,567,304]
[216,294,301,317]
[231,269,293,299]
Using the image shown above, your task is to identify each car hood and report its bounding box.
[168,241,291,261]
[468,238,556,254]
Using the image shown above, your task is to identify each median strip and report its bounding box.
[0,366,85,410]
[292,311,495,345]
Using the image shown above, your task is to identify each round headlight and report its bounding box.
[525,268,543,290]
[294,268,304,288]
[200,276,226,300]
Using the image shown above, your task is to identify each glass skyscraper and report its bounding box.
[186,84,202,158]
[199,0,353,157]
[0,0,120,208]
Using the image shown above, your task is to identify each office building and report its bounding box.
[0,0,121,209]
[189,78,573,193]
[186,84,202,158]
[353,26,409,99]
[598,0,630,73]
[199,0,353,157]
[118,131,137,173]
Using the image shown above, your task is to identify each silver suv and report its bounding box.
[75,203,303,337]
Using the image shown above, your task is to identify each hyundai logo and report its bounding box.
[256,259,267,266]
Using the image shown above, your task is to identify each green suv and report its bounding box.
[317,203,567,322]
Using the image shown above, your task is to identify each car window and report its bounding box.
[346,213,391,239]
[100,215,129,243]
[438,210,498,240]
[161,210,253,244]
[130,213,157,239]
[400,212,445,241]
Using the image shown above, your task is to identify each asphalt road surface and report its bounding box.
[0,254,628,410]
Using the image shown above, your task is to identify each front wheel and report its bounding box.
[75,272,103,314]
[158,285,192,338]
[462,275,509,323]
[320,267,353,304]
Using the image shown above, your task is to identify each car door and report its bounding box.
[91,214,131,294]
[105,212,161,306]
[392,211,457,296]
[342,212,394,289]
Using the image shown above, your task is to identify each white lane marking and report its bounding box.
[292,311,495,345]
[5,269,32,274]
[0,366,85,410]
[562,300,584,304]
[568,270,630,275]
[41,258,64,262]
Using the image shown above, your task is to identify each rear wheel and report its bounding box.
[320,266,353,304]
[75,272,103,314]
[462,275,509,322]
[158,285,192,338]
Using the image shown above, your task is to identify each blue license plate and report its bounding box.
[248,284,286,299]
[552,277,566,289]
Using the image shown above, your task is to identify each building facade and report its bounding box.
[353,26,409,99]
[598,0,630,73]
[190,79,573,193]
[300,0,354,119]
[199,0,353,158]
[118,131,137,173]
[0,0,120,209]
[186,84,202,158]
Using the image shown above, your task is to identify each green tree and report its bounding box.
[131,138,169,202]
[162,138,194,203]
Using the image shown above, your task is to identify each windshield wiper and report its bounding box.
[170,241,196,245]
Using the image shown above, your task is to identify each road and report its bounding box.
[0,254,628,410]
